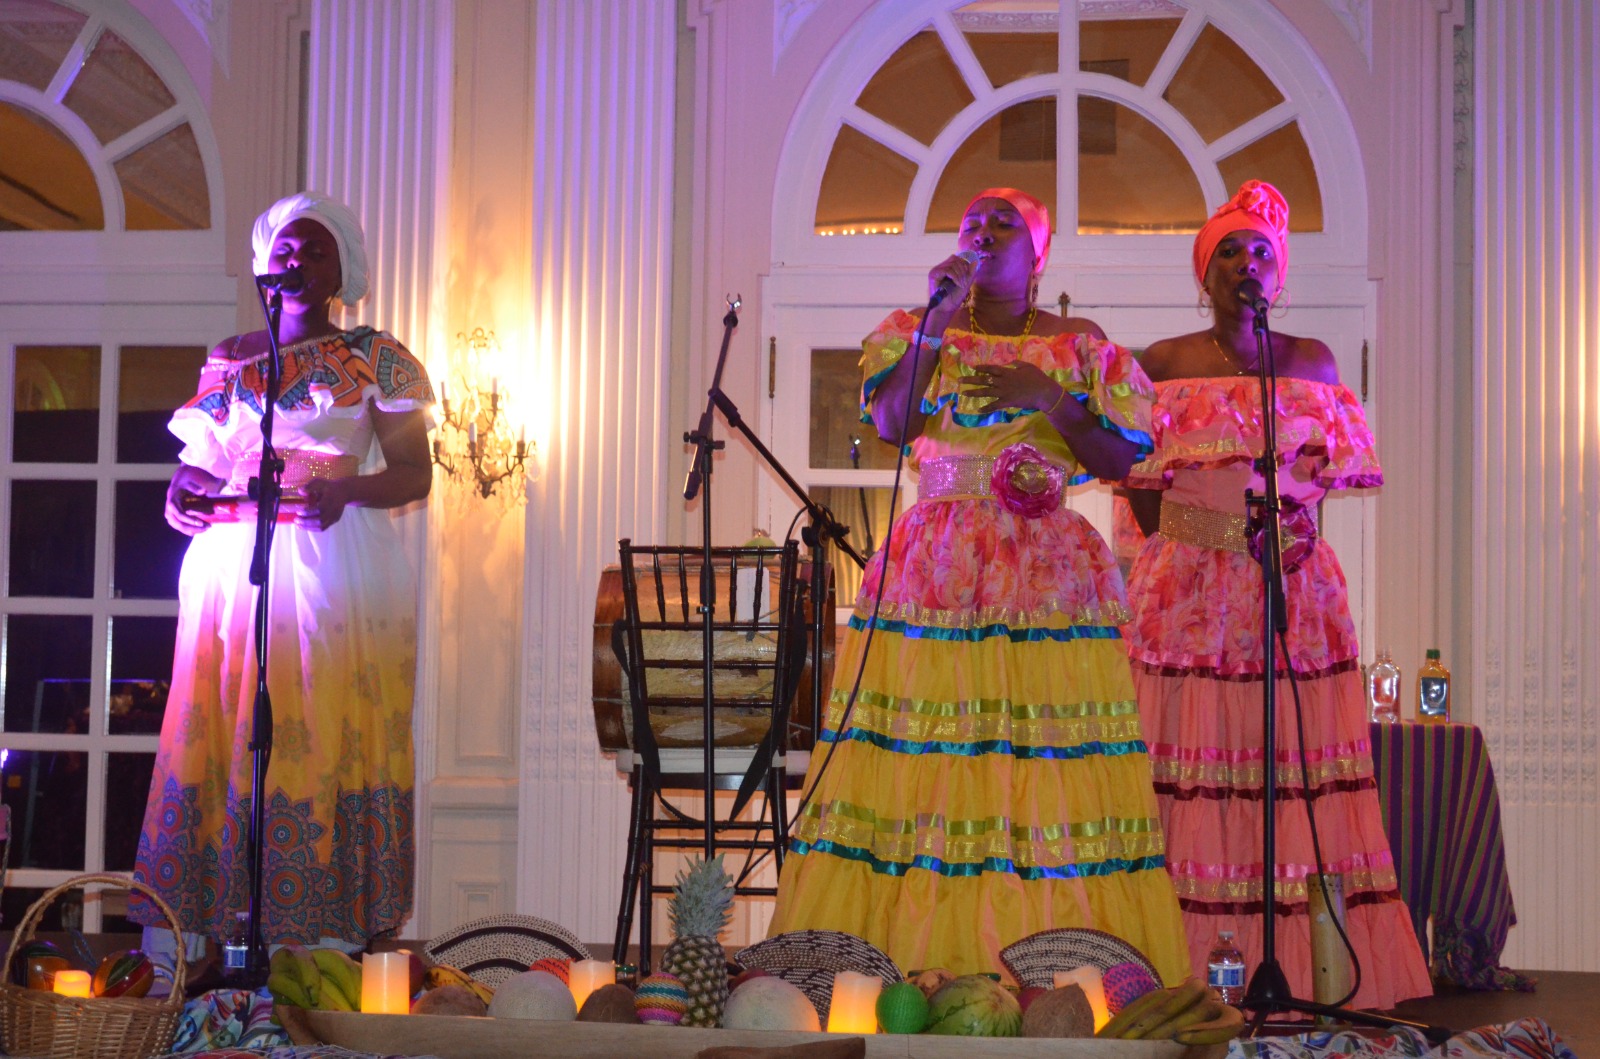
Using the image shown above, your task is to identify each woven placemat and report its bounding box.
[734,930,902,1026]
[999,928,1160,989]
[424,914,591,988]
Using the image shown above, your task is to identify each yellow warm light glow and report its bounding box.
[53,970,92,998]
[826,971,882,1033]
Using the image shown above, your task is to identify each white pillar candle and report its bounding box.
[825,970,882,1034]
[361,951,411,1014]
[1053,965,1110,1031]
[568,959,615,1010]
[52,969,92,998]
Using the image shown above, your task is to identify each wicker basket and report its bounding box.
[0,872,187,1059]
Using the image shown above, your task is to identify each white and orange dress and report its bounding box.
[1122,375,1431,1007]
[131,327,432,945]
[770,309,1189,984]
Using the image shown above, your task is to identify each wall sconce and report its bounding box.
[431,327,531,501]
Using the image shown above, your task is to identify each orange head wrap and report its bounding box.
[964,187,1051,275]
[1192,179,1289,293]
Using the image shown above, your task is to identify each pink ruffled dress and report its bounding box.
[1122,375,1431,1008]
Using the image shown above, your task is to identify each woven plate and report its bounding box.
[424,914,591,988]
[734,930,902,1026]
[999,928,1161,990]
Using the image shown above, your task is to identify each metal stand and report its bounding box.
[1237,295,1448,1044]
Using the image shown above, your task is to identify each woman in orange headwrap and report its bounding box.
[771,189,1188,983]
[1119,181,1431,1007]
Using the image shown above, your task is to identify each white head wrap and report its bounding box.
[250,191,370,305]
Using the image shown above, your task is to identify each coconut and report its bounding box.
[487,970,577,1020]
[577,983,641,1024]
[411,983,488,1017]
[1021,984,1096,1039]
[722,976,821,1032]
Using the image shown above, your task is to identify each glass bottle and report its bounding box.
[1366,649,1401,724]
[1417,648,1451,723]
[1205,929,1246,1005]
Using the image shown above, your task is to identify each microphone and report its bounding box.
[1237,278,1270,315]
[928,250,981,308]
[255,267,305,293]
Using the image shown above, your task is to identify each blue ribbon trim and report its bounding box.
[785,838,1167,880]
[847,616,1123,643]
[818,726,1149,760]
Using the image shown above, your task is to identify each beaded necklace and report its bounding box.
[963,288,1038,342]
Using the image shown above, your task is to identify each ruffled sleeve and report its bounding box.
[167,357,236,478]
[342,328,436,414]
[859,308,930,423]
[1125,376,1382,491]
[1068,333,1156,459]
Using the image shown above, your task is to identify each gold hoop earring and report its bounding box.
[1197,289,1213,318]
[1271,286,1291,318]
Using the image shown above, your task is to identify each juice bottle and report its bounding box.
[1417,648,1451,723]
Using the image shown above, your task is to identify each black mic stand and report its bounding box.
[682,297,866,845]
[1237,296,1448,1044]
[236,278,290,988]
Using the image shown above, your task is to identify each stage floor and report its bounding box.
[1391,971,1596,1056]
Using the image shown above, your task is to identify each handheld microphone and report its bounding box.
[928,250,982,308]
[1237,278,1270,315]
[255,267,305,293]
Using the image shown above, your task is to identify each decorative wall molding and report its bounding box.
[1472,0,1600,971]
[775,0,823,61]
[520,0,677,945]
[1321,0,1372,66]
[176,0,229,74]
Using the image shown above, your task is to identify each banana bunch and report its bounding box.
[421,963,495,1006]
[265,945,367,1012]
[266,944,321,1009]
[1095,976,1247,1045]
[311,948,364,1012]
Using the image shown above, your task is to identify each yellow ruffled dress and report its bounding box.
[769,310,1189,984]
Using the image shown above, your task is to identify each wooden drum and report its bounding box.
[592,563,834,752]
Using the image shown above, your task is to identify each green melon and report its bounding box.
[925,975,1022,1037]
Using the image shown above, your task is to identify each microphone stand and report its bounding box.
[1237,295,1448,1044]
[681,297,866,843]
[237,278,289,988]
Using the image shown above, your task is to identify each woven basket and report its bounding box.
[998,927,1161,990]
[735,929,903,1026]
[0,873,187,1059]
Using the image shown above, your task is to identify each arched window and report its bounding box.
[763,0,1374,634]
[0,0,229,931]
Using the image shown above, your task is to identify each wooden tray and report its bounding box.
[281,1008,1216,1059]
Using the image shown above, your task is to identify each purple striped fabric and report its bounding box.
[1369,722,1533,991]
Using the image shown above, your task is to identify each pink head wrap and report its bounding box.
[1192,179,1290,292]
[964,187,1051,275]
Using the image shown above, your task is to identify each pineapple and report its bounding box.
[660,854,735,1027]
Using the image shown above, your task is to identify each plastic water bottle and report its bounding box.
[1206,930,1246,1004]
[1366,648,1401,724]
[1417,648,1451,724]
[222,911,251,979]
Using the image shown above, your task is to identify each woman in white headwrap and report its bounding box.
[131,192,432,964]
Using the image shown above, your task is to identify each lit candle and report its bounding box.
[1053,966,1110,1031]
[468,421,478,453]
[826,971,882,1034]
[439,380,449,412]
[361,952,411,1014]
[567,959,615,1010]
[53,970,92,998]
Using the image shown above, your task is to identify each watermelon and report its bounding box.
[924,975,1022,1037]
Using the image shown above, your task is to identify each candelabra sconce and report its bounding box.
[431,327,531,502]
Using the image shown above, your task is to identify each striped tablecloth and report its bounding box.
[1369,721,1533,991]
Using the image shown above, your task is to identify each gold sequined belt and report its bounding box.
[229,450,360,494]
[1159,501,1317,554]
[918,454,1001,500]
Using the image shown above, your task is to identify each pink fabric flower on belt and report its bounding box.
[991,442,1065,518]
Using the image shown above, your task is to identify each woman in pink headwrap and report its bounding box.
[772,189,1189,983]
[131,192,433,964]
[1119,181,1431,1007]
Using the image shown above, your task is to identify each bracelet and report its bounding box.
[912,330,943,351]
[1043,383,1068,416]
